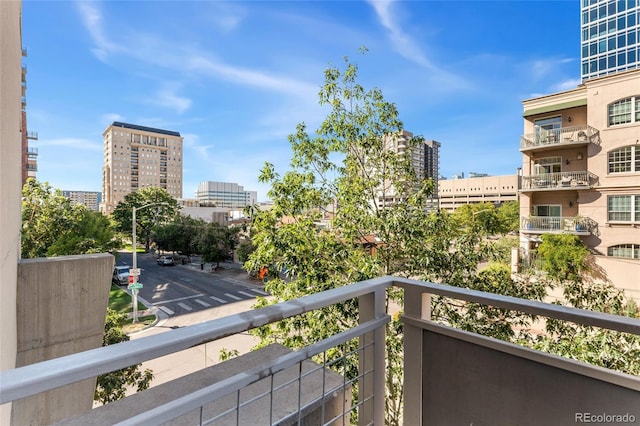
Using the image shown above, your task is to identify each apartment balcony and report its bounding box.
[520,125,599,153]
[25,163,38,172]
[521,171,597,192]
[26,147,38,158]
[27,131,38,140]
[521,215,596,235]
[2,277,637,425]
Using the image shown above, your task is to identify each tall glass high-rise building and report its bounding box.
[581,0,640,81]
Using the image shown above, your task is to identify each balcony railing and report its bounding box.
[521,215,596,235]
[521,171,597,191]
[27,131,38,140]
[520,125,599,151]
[1,277,638,425]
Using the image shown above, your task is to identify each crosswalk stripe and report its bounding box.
[248,288,268,295]
[159,306,174,315]
[195,299,211,307]
[178,302,193,311]
[225,293,242,301]
[210,296,227,304]
[237,291,255,298]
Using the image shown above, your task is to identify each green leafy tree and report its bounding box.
[246,54,638,422]
[153,216,203,258]
[197,222,238,269]
[537,233,590,282]
[496,200,520,234]
[21,179,121,258]
[95,309,153,404]
[247,53,491,424]
[111,187,180,251]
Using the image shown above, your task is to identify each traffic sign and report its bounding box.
[128,275,134,284]
[128,282,143,290]
[129,268,141,276]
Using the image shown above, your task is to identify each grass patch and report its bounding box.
[109,285,147,313]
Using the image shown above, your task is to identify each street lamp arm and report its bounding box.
[131,201,171,323]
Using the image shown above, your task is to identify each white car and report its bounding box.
[157,255,175,266]
[112,265,130,286]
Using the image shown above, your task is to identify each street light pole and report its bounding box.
[130,202,169,323]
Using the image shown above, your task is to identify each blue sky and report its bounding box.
[22,0,580,202]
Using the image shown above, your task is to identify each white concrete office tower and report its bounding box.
[196,181,257,208]
[581,0,639,81]
[100,122,183,214]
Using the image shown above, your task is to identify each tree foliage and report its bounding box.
[247,54,494,424]
[110,187,180,251]
[152,215,203,258]
[452,201,520,236]
[537,233,590,282]
[21,179,121,258]
[94,309,153,404]
[197,222,239,268]
[245,54,638,422]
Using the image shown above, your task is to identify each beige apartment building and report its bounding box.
[438,174,520,212]
[519,69,640,300]
[100,122,183,214]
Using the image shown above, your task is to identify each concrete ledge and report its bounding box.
[12,253,113,425]
[56,344,350,425]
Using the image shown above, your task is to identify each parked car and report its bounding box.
[157,255,175,266]
[112,265,130,286]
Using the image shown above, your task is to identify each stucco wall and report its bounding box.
[0,1,24,424]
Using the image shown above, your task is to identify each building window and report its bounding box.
[607,244,640,259]
[608,146,640,173]
[607,194,640,222]
[608,96,640,125]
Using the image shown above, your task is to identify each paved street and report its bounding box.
[114,251,268,322]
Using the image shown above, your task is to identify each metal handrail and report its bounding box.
[521,171,597,190]
[520,125,599,150]
[2,275,638,407]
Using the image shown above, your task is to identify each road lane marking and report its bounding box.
[159,306,174,315]
[210,296,227,304]
[177,302,193,311]
[195,299,211,307]
[248,288,268,295]
[237,291,256,298]
[224,293,242,301]
[155,294,204,305]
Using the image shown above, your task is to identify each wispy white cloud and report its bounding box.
[75,1,122,61]
[366,0,472,92]
[551,78,582,92]
[101,113,123,124]
[367,0,434,70]
[75,1,317,99]
[149,85,192,114]
[38,137,102,152]
[529,57,574,80]
[206,3,247,33]
[185,55,318,98]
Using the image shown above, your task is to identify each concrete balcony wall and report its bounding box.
[417,322,639,425]
[12,254,113,425]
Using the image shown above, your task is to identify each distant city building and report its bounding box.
[195,181,257,208]
[62,191,101,211]
[580,0,639,81]
[438,174,520,212]
[20,48,38,184]
[468,172,490,178]
[100,122,183,214]
[376,131,441,208]
[451,172,465,179]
